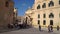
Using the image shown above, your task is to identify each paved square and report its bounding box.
[0,28,60,34]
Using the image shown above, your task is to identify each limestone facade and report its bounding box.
[25,0,60,28]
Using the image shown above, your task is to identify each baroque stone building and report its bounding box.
[0,0,14,28]
[25,0,60,28]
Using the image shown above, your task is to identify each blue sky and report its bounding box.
[13,0,34,16]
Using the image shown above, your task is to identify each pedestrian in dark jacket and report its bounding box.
[57,26,59,31]
[39,25,41,31]
[48,25,51,32]
[51,26,53,32]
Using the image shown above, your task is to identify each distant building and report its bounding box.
[0,0,14,28]
[17,16,25,24]
[25,8,33,26]
[25,0,60,28]
[13,8,18,24]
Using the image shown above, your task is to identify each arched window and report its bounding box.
[49,13,54,18]
[42,3,46,8]
[59,0,60,5]
[48,1,54,7]
[37,4,40,9]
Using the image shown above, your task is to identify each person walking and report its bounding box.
[57,25,59,31]
[51,26,53,32]
[48,25,51,32]
[39,25,41,31]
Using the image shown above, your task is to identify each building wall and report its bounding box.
[25,0,60,28]
[32,8,60,28]
[33,0,59,10]
[17,16,25,24]
[13,8,18,24]
[0,0,14,27]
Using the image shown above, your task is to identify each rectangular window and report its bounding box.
[38,20,40,24]
[50,20,53,25]
[38,14,40,18]
[59,14,60,17]
[5,1,9,7]
[43,20,46,25]
[59,0,60,5]
[43,14,46,18]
